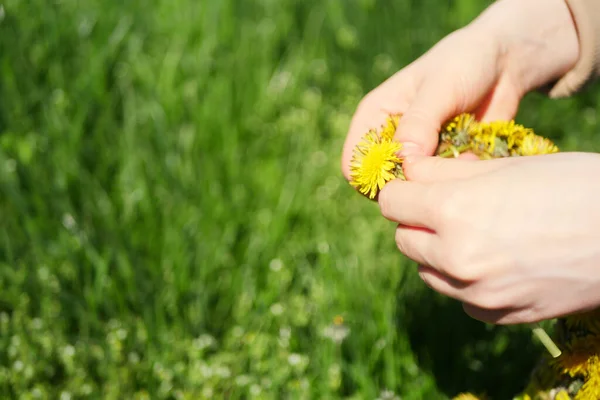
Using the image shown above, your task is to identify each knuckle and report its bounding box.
[444,252,471,281]
[378,181,397,220]
[437,187,465,224]
[443,243,481,282]
[394,226,417,260]
[394,227,408,255]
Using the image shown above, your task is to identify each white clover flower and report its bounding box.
[279,327,291,340]
[199,363,213,379]
[235,375,252,387]
[269,258,283,272]
[269,303,284,316]
[322,324,350,343]
[13,361,23,372]
[215,365,231,379]
[249,384,262,396]
[63,345,75,358]
[288,353,303,366]
[193,334,216,350]
[377,389,401,400]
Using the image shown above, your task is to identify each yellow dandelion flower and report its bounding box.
[468,120,532,158]
[557,351,590,378]
[555,390,571,400]
[518,134,559,156]
[574,356,600,400]
[349,130,402,199]
[443,113,477,138]
[333,315,344,326]
[380,114,401,141]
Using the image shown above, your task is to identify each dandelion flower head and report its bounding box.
[349,120,402,200]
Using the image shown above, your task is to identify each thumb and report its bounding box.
[402,155,518,182]
[394,77,464,157]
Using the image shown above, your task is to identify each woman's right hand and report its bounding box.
[341,0,580,179]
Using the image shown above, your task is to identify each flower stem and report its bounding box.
[437,143,472,158]
[531,323,561,358]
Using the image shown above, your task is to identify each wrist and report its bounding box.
[468,0,580,94]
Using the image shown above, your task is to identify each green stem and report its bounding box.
[437,143,472,158]
[531,323,561,358]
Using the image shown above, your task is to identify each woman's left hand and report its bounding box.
[379,152,600,324]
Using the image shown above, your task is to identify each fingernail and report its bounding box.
[399,142,424,157]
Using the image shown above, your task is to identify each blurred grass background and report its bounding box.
[1,0,599,398]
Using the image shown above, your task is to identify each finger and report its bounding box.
[420,265,527,305]
[378,178,442,229]
[473,75,522,122]
[395,225,440,267]
[402,155,519,182]
[418,265,472,300]
[393,77,461,157]
[341,68,418,181]
[394,66,494,157]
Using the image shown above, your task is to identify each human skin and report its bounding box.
[340,0,600,324]
[379,153,600,325]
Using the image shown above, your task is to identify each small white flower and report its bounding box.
[62,213,76,230]
[13,361,23,372]
[270,303,284,316]
[193,334,216,350]
[231,326,244,338]
[322,324,350,343]
[199,363,213,379]
[63,345,75,358]
[31,318,43,330]
[269,258,283,272]
[377,389,401,400]
[128,352,140,364]
[288,353,303,366]
[235,374,252,387]
[249,384,262,396]
[279,327,291,339]
[116,328,127,341]
[215,365,231,378]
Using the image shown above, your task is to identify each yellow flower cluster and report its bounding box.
[349,113,559,200]
[440,114,559,158]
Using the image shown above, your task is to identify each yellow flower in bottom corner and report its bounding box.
[452,393,484,400]
[349,128,402,199]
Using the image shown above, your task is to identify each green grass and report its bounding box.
[1,0,599,398]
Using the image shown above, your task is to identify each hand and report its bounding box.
[378,153,600,324]
[341,0,579,180]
